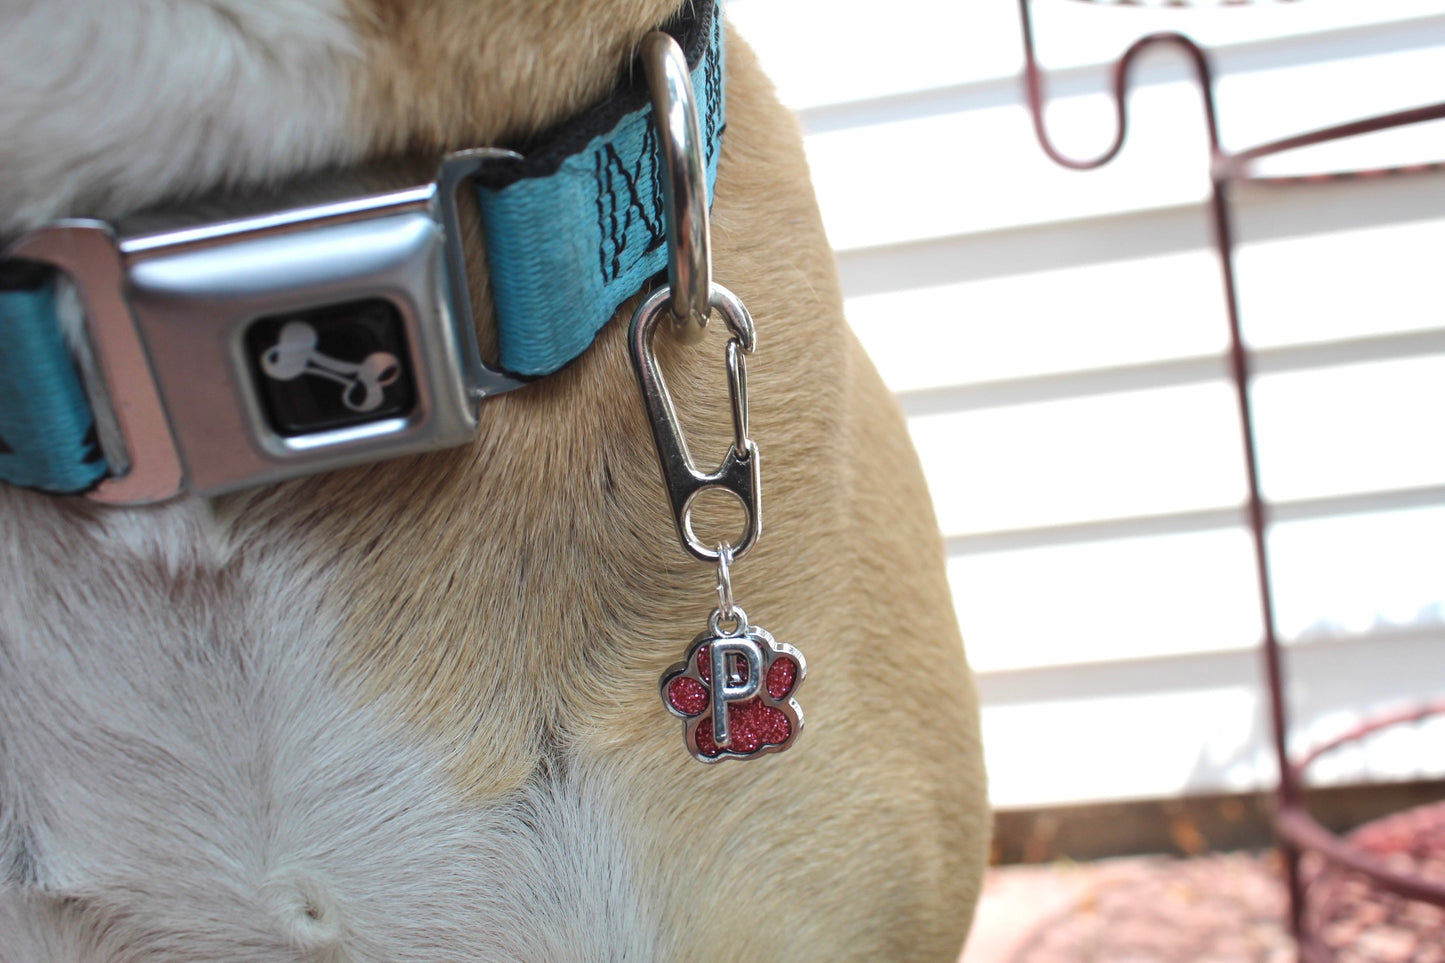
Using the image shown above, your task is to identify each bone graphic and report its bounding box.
[260,320,400,413]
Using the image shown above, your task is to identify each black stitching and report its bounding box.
[594,150,610,282]
[595,137,666,284]
[641,122,666,256]
[703,14,723,168]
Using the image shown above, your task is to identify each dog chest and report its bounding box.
[0,500,659,961]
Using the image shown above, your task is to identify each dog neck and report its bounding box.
[0,0,720,502]
[0,0,689,237]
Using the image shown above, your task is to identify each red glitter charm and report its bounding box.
[665,676,709,715]
[659,621,805,762]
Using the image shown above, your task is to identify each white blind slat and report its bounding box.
[731,0,1445,808]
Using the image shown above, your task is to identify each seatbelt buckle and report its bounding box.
[4,149,522,504]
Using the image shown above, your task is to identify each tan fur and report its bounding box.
[9,0,987,957]
[216,7,990,957]
[350,0,683,153]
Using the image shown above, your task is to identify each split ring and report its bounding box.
[715,541,736,619]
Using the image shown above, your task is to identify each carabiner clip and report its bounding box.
[629,283,760,563]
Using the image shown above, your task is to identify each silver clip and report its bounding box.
[629,284,760,563]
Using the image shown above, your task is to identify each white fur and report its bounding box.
[0,491,658,961]
[0,4,662,959]
[0,0,364,236]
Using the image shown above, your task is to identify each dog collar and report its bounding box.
[0,1,722,502]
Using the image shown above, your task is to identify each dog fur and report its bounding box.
[0,1,988,959]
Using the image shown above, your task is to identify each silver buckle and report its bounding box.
[5,149,521,503]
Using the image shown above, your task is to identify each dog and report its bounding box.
[0,1,988,959]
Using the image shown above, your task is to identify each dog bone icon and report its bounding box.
[260,320,400,413]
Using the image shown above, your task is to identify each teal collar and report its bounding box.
[0,1,722,499]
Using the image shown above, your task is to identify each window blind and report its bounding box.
[731,0,1445,808]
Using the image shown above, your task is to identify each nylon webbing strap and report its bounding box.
[0,264,106,493]
[477,1,724,377]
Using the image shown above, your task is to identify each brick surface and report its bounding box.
[962,852,1294,963]
[963,802,1445,962]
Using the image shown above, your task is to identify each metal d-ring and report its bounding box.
[641,30,711,343]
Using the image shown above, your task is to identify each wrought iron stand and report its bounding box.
[1017,1,1445,957]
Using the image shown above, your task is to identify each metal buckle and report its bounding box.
[5,149,521,503]
[6,222,182,504]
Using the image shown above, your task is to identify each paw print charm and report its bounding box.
[660,607,805,762]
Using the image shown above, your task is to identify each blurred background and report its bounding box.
[730,0,1445,957]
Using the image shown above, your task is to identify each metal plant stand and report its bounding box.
[1016,1,1445,958]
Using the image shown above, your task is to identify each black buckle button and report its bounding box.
[246,298,416,437]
